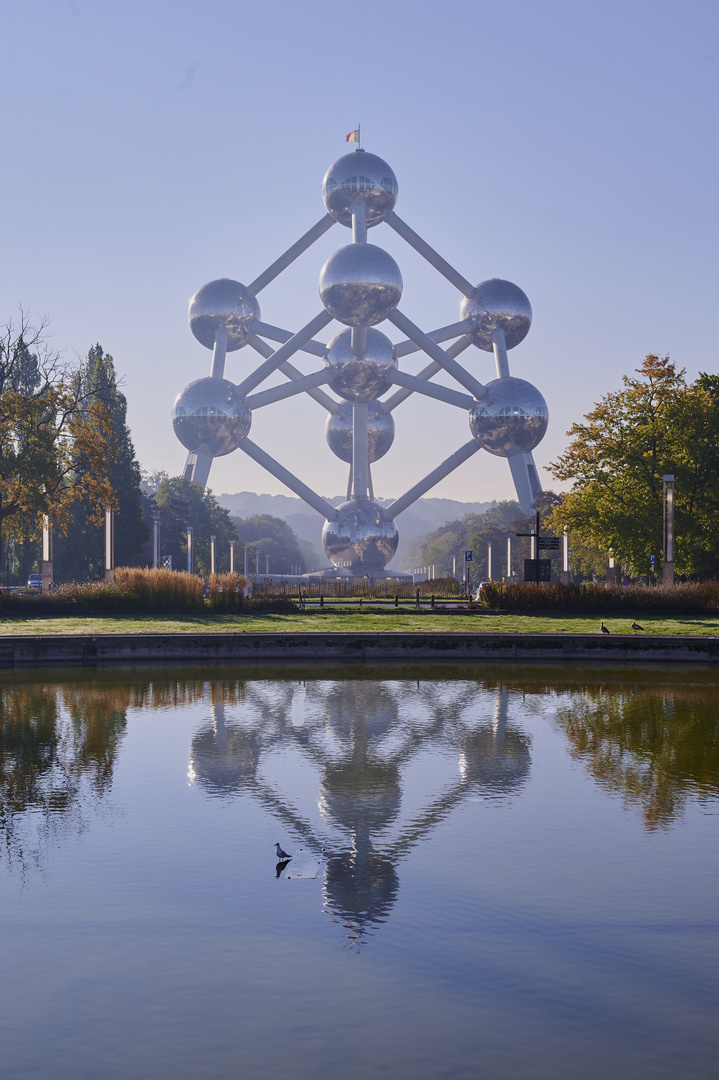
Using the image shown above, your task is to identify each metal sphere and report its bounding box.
[460,278,532,352]
[172,377,251,457]
[322,151,398,227]
[325,402,395,463]
[323,327,397,402]
[468,377,548,457]
[322,499,399,571]
[319,244,402,327]
[189,278,260,351]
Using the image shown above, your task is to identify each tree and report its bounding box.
[54,345,148,582]
[549,355,719,578]
[0,314,116,571]
[154,477,240,575]
[231,514,308,574]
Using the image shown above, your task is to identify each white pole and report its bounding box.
[210,535,216,575]
[187,527,193,574]
[105,508,114,580]
[663,474,675,584]
[507,536,511,579]
[230,541,235,574]
[153,517,159,569]
[487,542,492,582]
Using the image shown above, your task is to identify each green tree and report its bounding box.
[0,314,116,573]
[54,345,148,581]
[155,477,239,575]
[549,355,719,578]
[231,514,307,574]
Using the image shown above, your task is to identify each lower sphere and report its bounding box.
[189,279,260,351]
[468,377,548,456]
[322,499,399,571]
[323,327,397,401]
[319,244,402,326]
[460,278,532,352]
[325,402,395,463]
[172,377,251,457]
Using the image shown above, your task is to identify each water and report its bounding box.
[1,663,718,1080]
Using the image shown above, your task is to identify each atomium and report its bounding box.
[325,402,395,463]
[174,144,548,578]
[172,377,251,457]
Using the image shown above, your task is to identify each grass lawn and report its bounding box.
[0,609,718,635]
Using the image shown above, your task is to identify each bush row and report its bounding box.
[478,581,719,611]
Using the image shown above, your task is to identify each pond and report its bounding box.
[1,663,718,1080]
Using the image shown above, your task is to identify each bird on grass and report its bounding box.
[275,842,292,861]
[631,621,644,631]
[600,622,610,634]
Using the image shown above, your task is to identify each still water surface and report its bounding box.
[1,663,718,1080]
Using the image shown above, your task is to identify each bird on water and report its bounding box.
[275,842,292,860]
[601,622,610,634]
[631,621,644,631]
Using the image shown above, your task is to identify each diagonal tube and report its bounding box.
[246,215,335,296]
[385,441,481,520]
[238,437,338,521]
[237,311,333,397]
[383,337,472,412]
[252,320,326,359]
[389,370,473,409]
[246,370,331,409]
[248,334,341,414]
[388,310,485,398]
[386,212,474,296]
[394,321,468,358]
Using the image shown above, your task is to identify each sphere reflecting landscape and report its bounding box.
[189,278,260,351]
[172,376,251,457]
[323,327,397,401]
[319,244,402,326]
[325,402,395,462]
[468,376,548,456]
[460,278,532,351]
[322,150,398,227]
[322,499,399,570]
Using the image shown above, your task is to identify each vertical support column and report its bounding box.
[210,535,216,576]
[41,516,53,593]
[105,508,115,582]
[492,327,511,379]
[352,402,368,501]
[663,474,675,585]
[560,526,570,583]
[230,541,235,574]
[210,326,228,379]
[153,517,160,569]
[187,526,193,574]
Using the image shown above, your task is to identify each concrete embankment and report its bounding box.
[0,631,717,667]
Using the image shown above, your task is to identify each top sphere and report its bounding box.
[322,151,398,227]
[460,278,532,352]
[189,279,260,351]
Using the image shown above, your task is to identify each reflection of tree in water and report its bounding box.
[0,682,129,868]
[189,681,532,946]
[554,686,719,831]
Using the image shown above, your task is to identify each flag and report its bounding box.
[346,129,359,143]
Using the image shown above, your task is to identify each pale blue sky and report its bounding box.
[1,0,716,503]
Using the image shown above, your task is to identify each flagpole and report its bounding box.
[357,123,361,150]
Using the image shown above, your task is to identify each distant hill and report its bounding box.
[217,491,495,569]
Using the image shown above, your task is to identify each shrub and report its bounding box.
[478,581,719,611]
[207,572,249,612]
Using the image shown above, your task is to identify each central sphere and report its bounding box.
[322,151,398,227]
[460,278,532,352]
[322,500,399,572]
[319,244,402,327]
[325,402,395,463]
[172,377,251,457]
[323,327,397,401]
[468,377,548,457]
[189,279,260,351]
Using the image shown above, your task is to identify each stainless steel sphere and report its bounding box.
[172,377,251,457]
[322,150,398,227]
[323,327,397,401]
[322,500,399,571]
[468,377,548,457]
[460,278,532,352]
[325,402,395,463]
[189,278,260,351]
[319,244,402,327]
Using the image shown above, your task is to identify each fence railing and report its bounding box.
[251,577,466,600]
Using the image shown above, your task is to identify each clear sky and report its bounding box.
[2,0,716,505]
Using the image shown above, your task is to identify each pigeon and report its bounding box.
[275,842,292,860]
[601,622,610,634]
[631,621,644,631]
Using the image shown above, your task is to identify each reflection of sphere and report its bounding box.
[322,764,401,831]
[323,328,397,401]
[322,151,398,227]
[172,377,251,457]
[326,403,395,463]
[319,245,402,327]
[324,846,399,927]
[469,377,548,456]
[460,278,532,352]
[189,279,260,351]
[188,726,261,793]
[322,499,398,571]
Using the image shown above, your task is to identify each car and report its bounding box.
[27,573,42,590]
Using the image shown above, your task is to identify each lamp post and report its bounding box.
[663,474,675,585]
[230,541,235,574]
[560,526,570,583]
[187,527,193,574]
[105,508,115,582]
[153,517,160,569]
[210,535,216,576]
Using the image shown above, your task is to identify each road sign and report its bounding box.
[538,537,560,550]
[649,554,657,566]
[465,551,473,561]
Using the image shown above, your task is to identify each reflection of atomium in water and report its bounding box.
[174,144,547,577]
[187,681,530,945]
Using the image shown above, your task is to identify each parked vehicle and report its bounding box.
[27,573,42,590]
